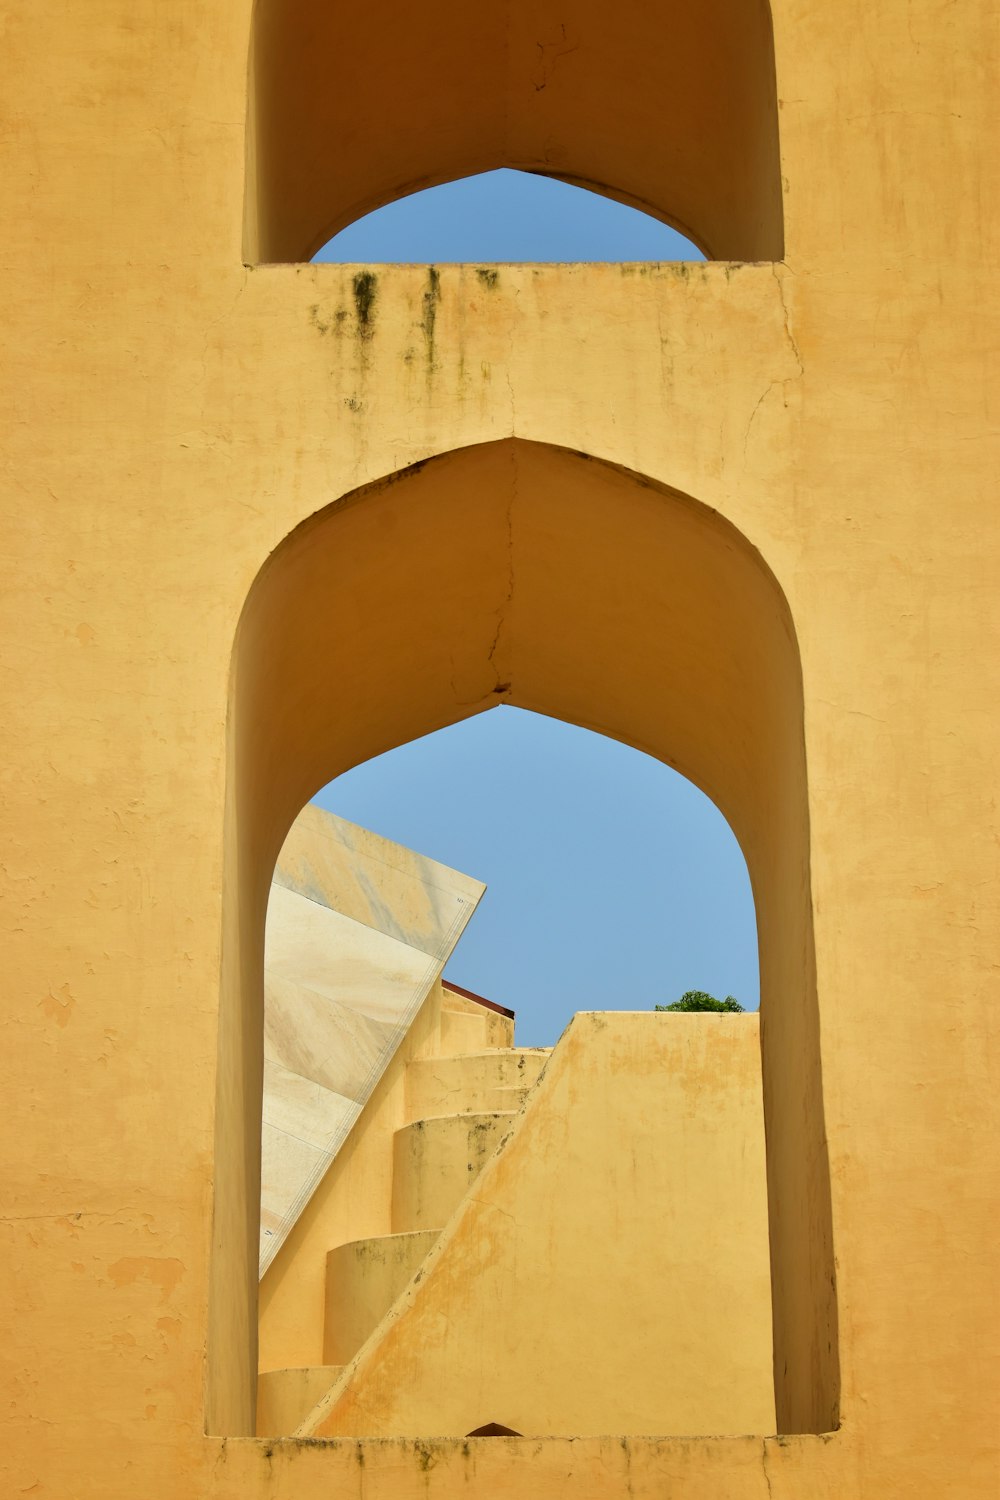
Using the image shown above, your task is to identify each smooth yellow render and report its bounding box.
[302,1010,776,1441]
[2,0,997,1496]
[259,969,775,1441]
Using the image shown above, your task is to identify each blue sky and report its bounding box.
[311,171,757,1048]
[314,168,701,264]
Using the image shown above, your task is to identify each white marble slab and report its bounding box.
[272,803,483,961]
[259,806,484,1275]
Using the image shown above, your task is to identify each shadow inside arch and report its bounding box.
[246,1,784,263]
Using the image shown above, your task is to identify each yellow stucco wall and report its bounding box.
[1,0,997,1496]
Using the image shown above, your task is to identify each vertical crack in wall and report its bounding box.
[771,263,804,379]
[486,445,516,699]
[744,266,806,466]
[761,1438,775,1500]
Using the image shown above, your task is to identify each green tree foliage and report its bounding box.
[654,990,745,1013]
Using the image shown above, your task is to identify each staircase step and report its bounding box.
[324,1229,440,1365]
[440,1005,515,1052]
[257,1365,344,1436]
[391,1112,516,1233]
[493,1083,535,1109]
[480,1008,515,1048]
[439,1008,489,1054]
[441,984,516,1046]
[405,1049,549,1121]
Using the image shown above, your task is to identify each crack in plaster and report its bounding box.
[199,269,248,388]
[0,1210,110,1225]
[533,25,579,91]
[485,452,516,698]
[451,441,515,706]
[744,266,806,465]
[771,263,804,379]
[762,1439,775,1500]
[743,380,785,461]
[471,1196,515,1223]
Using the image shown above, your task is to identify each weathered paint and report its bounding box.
[1,0,996,1494]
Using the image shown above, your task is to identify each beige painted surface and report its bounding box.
[258,979,486,1376]
[256,1365,344,1436]
[325,1231,440,1366]
[304,1013,776,1439]
[404,1049,549,1118]
[1,0,997,1495]
[260,806,483,1270]
[440,1003,513,1053]
[390,1112,516,1234]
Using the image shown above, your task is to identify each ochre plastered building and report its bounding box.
[1,1,997,1496]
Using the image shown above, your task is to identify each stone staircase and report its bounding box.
[257,986,549,1436]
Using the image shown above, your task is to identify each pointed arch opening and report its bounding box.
[245,1,784,264]
[208,438,836,1440]
[313,170,704,264]
[312,707,758,1043]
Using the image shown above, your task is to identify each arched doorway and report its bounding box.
[208,438,836,1438]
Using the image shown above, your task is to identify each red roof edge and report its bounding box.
[442,979,515,1021]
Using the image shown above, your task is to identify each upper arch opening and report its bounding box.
[314,169,705,264]
[246,0,784,264]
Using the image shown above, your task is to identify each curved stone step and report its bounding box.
[438,1008,488,1054]
[439,1006,515,1053]
[391,1112,516,1233]
[440,987,516,1050]
[493,1082,536,1110]
[324,1229,440,1364]
[405,1049,550,1121]
[257,1365,345,1436]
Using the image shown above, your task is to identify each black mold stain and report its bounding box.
[422,267,441,366]
[353,271,378,339]
[414,1439,437,1472]
[309,304,349,336]
[476,268,499,289]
